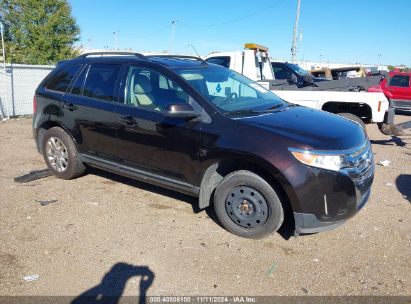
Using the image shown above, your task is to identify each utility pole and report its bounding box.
[291,0,301,63]
[169,20,178,53]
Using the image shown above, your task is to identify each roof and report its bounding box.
[67,52,206,69]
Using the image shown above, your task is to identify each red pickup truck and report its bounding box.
[368,70,411,109]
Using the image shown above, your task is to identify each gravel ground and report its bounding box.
[0,113,410,299]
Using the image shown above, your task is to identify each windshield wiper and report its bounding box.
[225,109,262,116]
[265,104,284,111]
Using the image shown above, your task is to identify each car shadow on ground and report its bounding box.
[88,168,295,241]
[71,263,154,304]
[88,167,200,211]
[396,174,411,204]
[370,136,407,147]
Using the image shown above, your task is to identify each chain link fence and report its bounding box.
[0,63,55,119]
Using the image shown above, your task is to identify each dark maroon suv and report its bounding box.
[33,53,374,238]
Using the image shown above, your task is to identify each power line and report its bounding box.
[133,24,170,39]
[180,0,286,28]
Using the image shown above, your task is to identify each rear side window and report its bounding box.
[205,57,231,68]
[83,63,122,101]
[390,75,410,88]
[45,65,81,92]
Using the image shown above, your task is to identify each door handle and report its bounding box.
[62,103,77,111]
[120,115,135,125]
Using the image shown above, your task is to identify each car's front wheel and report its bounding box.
[214,170,284,239]
[42,127,86,180]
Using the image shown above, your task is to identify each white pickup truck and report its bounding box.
[204,44,394,131]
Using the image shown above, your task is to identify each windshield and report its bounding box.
[286,63,310,76]
[176,66,286,114]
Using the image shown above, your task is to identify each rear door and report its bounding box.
[115,63,203,184]
[63,62,123,161]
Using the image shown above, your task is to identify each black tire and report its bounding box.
[42,127,86,180]
[214,170,284,239]
[338,112,366,130]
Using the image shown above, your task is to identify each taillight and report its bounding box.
[33,95,37,114]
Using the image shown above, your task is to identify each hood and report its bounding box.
[237,106,367,151]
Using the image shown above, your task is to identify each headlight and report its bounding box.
[290,149,343,171]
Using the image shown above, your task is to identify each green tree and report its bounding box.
[387,65,395,71]
[1,0,80,64]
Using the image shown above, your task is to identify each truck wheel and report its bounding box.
[42,127,86,180]
[214,170,284,239]
[338,113,366,130]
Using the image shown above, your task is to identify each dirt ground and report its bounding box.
[0,113,410,299]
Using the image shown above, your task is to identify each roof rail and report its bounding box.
[147,55,206,64]
[77,52,146,59]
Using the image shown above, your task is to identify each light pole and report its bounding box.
[113,30,119,50]
[87,38,92,52]
[169,19,178,53]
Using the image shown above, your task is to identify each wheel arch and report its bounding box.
[36,120,78,154]
[198,157,295,225]
[322,101,372,122]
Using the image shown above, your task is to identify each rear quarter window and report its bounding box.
[45,64,81,92]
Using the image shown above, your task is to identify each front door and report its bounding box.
[115,64,203,184]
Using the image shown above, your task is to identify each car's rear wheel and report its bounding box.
[214,170,284,239]
[42,127,86,180]
[338,112,366,129]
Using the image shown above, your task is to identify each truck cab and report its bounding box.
[368,70,411,110]
[205,43,392,130]
[205,44,275,83]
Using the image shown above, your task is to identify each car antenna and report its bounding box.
[188,44,206,64]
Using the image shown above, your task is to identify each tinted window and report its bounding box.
[272,65,292,80]
[45,65,81,92]
[70,66,88,95]
[125,66,191,112]
[390,75,410,87]
[205,57,231,68]
[83,63,121,101]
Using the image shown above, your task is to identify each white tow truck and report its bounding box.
[205,43,395,132]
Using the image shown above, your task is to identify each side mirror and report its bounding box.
[163,103,201,119]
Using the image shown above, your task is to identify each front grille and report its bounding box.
[341,141,374,194]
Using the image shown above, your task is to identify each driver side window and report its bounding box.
[124,67,190,111]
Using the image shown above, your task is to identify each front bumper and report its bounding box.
[390,99,411,110]
[283,143,374,235]
[294,188,371,234]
